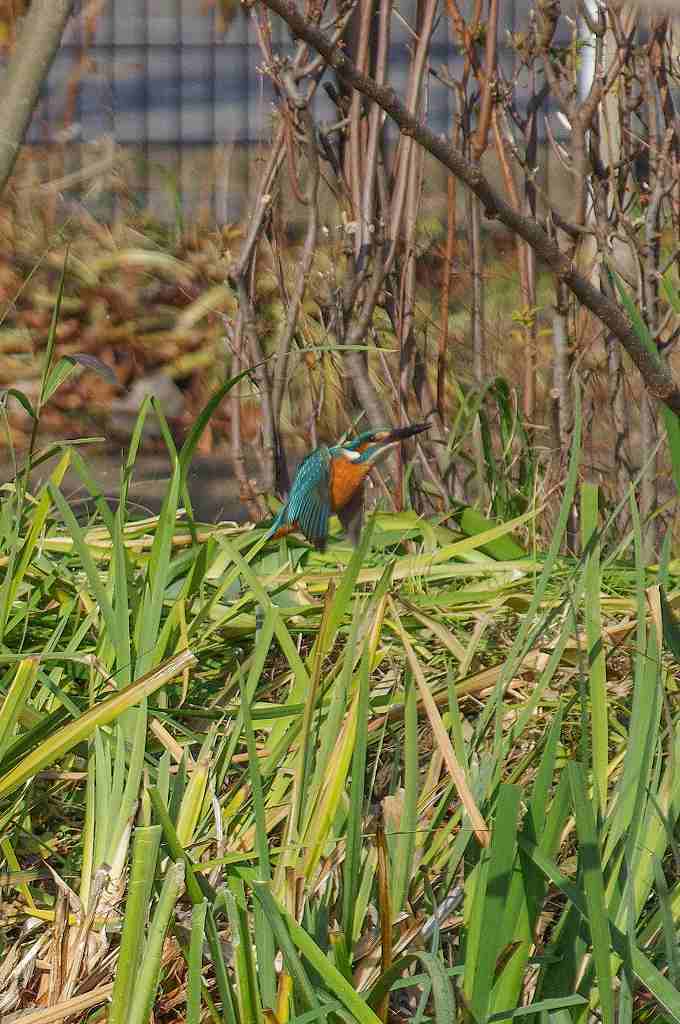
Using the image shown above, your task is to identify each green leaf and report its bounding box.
[342,644,370,941]
[467,784,523,1020]
[252,882,321,1016]
[368,951,456,1018]
[41,356,81,404]
[126,860,185,1024]
[2,388,35,420]
[222,879,264,1024]
[0,658,40,762]
[567,763,614,1024]
[186,900,209,1024]
[109,825,162,1024]
[38,254,68,409]
[580,482,607,815]
[488,994,588,1021]
[520,836,680,1022]
[178,368,255,478]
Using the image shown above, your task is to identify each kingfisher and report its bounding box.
[265,422,429,550]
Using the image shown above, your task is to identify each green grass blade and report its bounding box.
[389,668,417,914]
[178,369,255,478]
[301,685,360,880]
[48,481,124,678]
[126,860,185,1024]
[653,855,680,990]
[109,824,162,1024]
[38,254,67,408]
[0,658,40,761]
[239,626,277,1009]
[252,882,321,1015]
[368,951,456,1018]
[136,409,181,676]
[254,882,381,1024]
[106,703,149,863]
[488,994,588,1021]
[148,786,238,1023]
[223,878,264,1024]
[342,644,370,940]
[567,763,614,1024]
[490,383,582,764]
[580,482,607,815]
[0,452,71,644]
[468,783,522,1020]
[186,899,209,1024]
[175,727,215,847]
[520,837,680,1022]
[0,650,195,799]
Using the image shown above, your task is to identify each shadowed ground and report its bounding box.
[0,451,252,523]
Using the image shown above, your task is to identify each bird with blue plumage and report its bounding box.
[265,422,429,550]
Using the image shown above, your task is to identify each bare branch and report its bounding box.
[471,0,500,162]
[256,0,680,415]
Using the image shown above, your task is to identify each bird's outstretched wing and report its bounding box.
[285,446,332,549]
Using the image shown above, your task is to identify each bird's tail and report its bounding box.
[265,504,296,541]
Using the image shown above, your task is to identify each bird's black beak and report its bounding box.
[385,421,430,443]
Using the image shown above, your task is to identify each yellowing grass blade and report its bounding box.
[0,657,40,761]
[175,727,216,848]
[301,687,359,880]
[388,598,490,848]
[0,650,196,799]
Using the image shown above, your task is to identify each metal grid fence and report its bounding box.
[7,0,566,220]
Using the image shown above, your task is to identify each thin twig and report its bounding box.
[271,81,320,426]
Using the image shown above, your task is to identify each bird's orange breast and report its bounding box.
[330,458,370,511]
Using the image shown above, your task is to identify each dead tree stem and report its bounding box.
[467,0,499,393]
[492,108,535,421]
[361,0,391,249]
[471,0,499,163]
[350,0,374,252]
[343,236,393,429]
[230,132,286,511]
[397,124,424,438]
[271,98,320,424]
[470,194,485,385]
[387,0,437,270]
[438,169,457,421]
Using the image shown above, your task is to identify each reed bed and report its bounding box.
[1,334,680,1024]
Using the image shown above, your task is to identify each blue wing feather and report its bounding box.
[268,447,331,549]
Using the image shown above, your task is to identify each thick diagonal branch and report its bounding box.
[258,0,680,416]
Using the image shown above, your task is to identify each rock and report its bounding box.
[107,371,185,440]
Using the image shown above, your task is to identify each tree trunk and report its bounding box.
[0,0,75,196]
